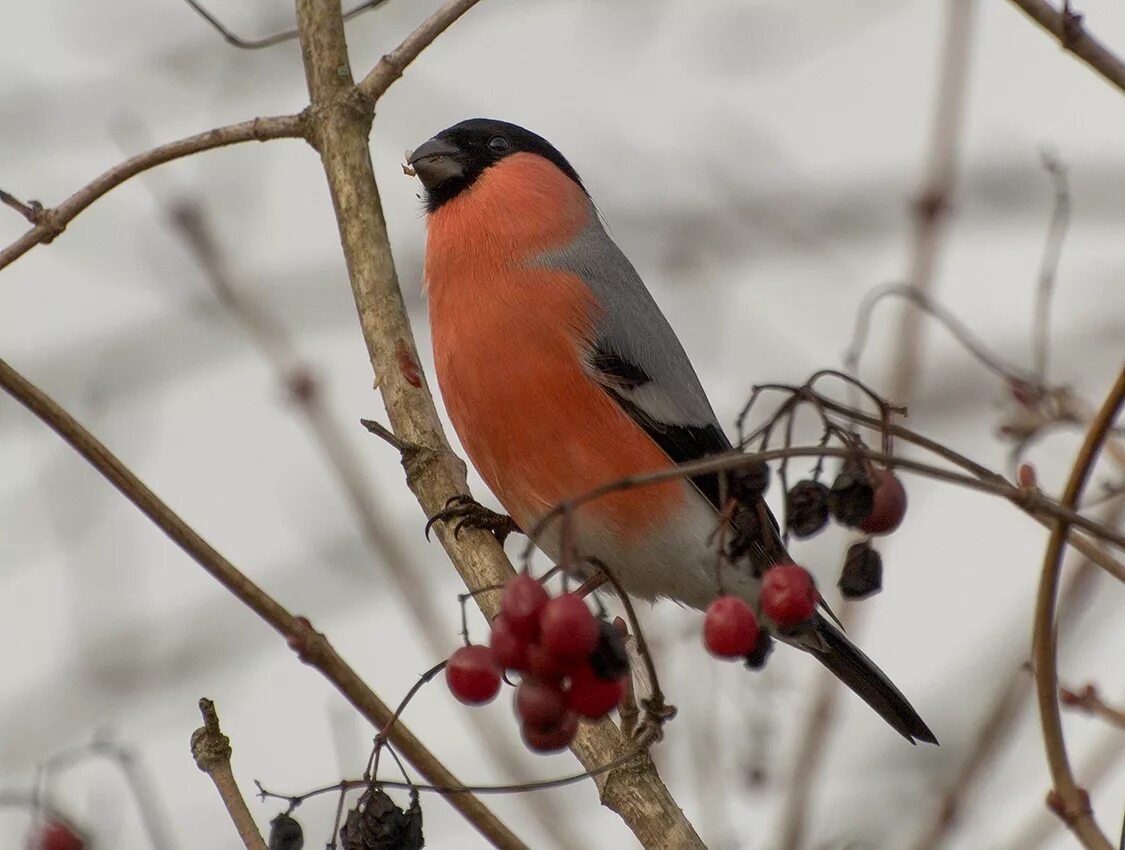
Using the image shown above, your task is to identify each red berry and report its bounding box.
[515,677,569,727]
[521,711,579,753]
[761,563,818,627]
[858,467,907,535]
[566,664,624,718]
[445,645,501,705]
[526,642,570,681]
[500,573,550,641]
[539,593,599,661]
[703,596,759,658]
[489,616,530,671]
[34,822,84,850]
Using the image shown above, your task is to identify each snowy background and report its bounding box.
[1,0,1123,848]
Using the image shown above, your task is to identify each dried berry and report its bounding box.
[743,628,774,669]
[727,460,770,505]
[857,468,907,535]
[339,787,423,850]
[703,596,759,658]
[566,664,624,718]
[838,542,883,599]
[268,812,304,850]
[761,563,818,627]
[786,480,831,538]
[828,457,875,527]
[588,619,630,680]
[446,645,501,705]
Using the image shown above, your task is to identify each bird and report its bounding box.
[408,118,936,745]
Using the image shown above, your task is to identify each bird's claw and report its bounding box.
[424,495,522,544]
[632,700,677,746]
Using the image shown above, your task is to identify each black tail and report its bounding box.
[812,616,938,745]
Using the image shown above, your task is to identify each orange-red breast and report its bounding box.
[409,119,935,744]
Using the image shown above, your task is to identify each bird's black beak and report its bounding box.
[407,138,464,190]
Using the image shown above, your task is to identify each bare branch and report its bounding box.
[1061,684,1125,731]
[1031,367,1124,849]
[0,115,304,273]
[0,355,526,850]
[1006,0,1125,95]
[191,699,268,850]
[182,0,389,50]
[357,0,485,101]
[0,189,43,224]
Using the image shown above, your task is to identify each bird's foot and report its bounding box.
[424,495,522,544]
[632,698,677,746]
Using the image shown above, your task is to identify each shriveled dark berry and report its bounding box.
[339,787,423,850]
[743,627,774,669]
[588,619,630,680]
[786,480,830,538]
[838,542,883,599]
[828,457,874,527]
[726,460,770,506]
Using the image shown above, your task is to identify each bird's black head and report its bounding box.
[408,118,585,212]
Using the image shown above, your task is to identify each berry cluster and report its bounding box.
[446,574,628,753]
[785,460,907,598]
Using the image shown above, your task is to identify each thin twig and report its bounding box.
[1032,152,1071,383]
[261,732,658,801]
[1031,367,1124,849]
[190,698,268,850]
[846,283,1031,385]
[357,0,485,101]
[0,115,304,273]
[1060,684,1125,730]
[0,189,43,224]
[0,355,527,850]
[182,0,389,50]
[521,443,1125,556]
[1006,0,1125,95]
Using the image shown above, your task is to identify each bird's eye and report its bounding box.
[487,135,510,153]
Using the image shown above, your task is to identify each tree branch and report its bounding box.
[191,698,268,850]
[0,355,526,850]
[1006,0,1125,95]
[1031,366,1124,849]
[292,0,705,846]
[0,115,304,273]
[1060,684,1125,730]
[357,0,484,101]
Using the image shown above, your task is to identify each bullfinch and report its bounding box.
[408,119,935,744]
